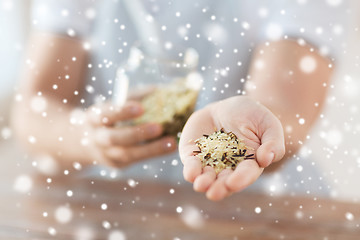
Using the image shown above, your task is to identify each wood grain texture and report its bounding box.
[0,140,359,240]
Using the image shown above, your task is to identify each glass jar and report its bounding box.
[112,45,203,137]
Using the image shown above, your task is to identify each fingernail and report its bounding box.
[266,152,275,167]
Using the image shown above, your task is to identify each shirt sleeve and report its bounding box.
[31,0,99,38]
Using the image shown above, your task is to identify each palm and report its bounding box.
[179,96,285,201]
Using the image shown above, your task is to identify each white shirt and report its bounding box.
[31,0,352,196]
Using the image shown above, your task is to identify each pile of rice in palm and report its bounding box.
[194,128,254,174]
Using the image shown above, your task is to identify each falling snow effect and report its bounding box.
[1,0,360,239]
[254,207,262,214]
[101,203,108,210]
[13,175,33,193]
[102,221,111,230]
[54,205,73,224]
[299,56,317,74]
[30,96,47,113]
[108,230,126,240]
[179,205,205,229]
[48,227,57,236]
[66,190,73,197]
[74,227,95,240]
[1,127,12,140]
[34,155,59,175]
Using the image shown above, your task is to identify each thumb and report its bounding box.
[88,101,144,126]
[256,117,285,168]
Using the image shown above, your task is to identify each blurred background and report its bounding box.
[0,1,30,131]
[1,1,360,239]
[1,0,360,202]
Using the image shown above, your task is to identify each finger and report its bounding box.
[94,123,163,147]
[193,166,216,192]
[179,108,215,163]
[88,101,143,126]
[104,137,177,166]
[225,160,264,193]
[179,142,200,165]
[206,169,233,201]
[127,136,177,162]
[103,147,129,167]
[183,156,202,183]
[257,114,285,167]
[256,140,285,167]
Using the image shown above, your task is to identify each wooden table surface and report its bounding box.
[0,140,360,240]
